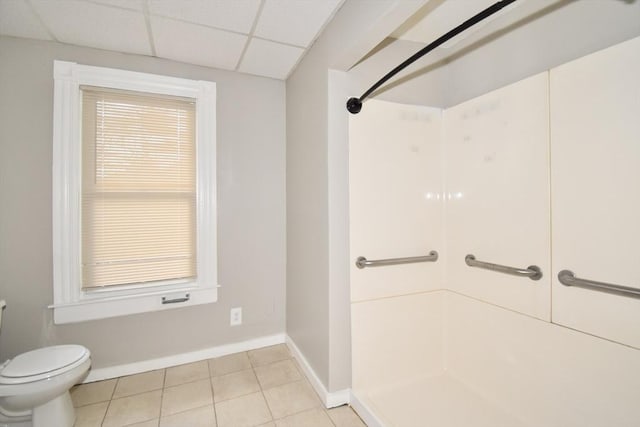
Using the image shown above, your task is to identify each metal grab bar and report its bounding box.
[465,254,542,280]
[356,251,438,269]
[558,270,640,298]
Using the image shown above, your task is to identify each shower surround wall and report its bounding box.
[349,36,640,427]
[349,99,445,399]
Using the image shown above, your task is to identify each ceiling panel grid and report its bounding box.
[0,0,345,80]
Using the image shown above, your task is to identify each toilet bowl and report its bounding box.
[0,345,91,427]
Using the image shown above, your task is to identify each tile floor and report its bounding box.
[71,344,367,427]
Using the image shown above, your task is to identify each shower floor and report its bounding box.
[358,374,528,427]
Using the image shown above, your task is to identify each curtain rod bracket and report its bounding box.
[346,97,363,114]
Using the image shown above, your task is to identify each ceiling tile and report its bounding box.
[151,16,248,70]
[0,0,52,40]
[148,0,261,34]
[254,0,343,47]
[238,38,304,79]
[30,0,151,55]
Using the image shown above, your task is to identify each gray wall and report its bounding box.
[443,0,640,107]
[346,1,640,111]
[0,36,286,368]
[377,0,640,109]
[286,0,401,393]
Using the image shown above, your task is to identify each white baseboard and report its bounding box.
[350,391,386,427]
[285,335,350,409]
[85,333,286,383]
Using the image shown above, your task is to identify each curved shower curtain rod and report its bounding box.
[346,0,518,114]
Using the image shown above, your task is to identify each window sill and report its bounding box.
[50,286,218,324]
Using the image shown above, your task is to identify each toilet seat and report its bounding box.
[0,345,89,385]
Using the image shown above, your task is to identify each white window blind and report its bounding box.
[81,87,196,289]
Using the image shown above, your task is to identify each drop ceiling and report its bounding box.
[0,0,344,80]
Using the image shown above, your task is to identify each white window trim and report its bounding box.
[51,60,218,324]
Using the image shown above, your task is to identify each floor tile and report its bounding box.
[71,379,117,407]
[70,348,361,427]
[208,352,252,377]
[159,404,217,427]
[328,405,368,427]
[102,389,162,427]
[113,369,165,399]
[262,379,321,419]
[274,407,334,427]
[215,391,272,427]
[254,359,301,390]
[211,368,261,402]
[248,344,291,367]
[73,401,108,427]
[161,378,213,416]
[165,360,210,387]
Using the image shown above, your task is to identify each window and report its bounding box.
[52,61,217,324]
[81,88,196,289]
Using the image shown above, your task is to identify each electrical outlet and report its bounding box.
[230,307,242,326]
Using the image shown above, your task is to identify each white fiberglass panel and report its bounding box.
[550,36,640,349]
[351,291,444,393]
[365,374,528,427]
[445,291,640,427]
[349,100,443,302]
[444,72,551,320]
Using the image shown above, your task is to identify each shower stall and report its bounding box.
[347,36,640,427]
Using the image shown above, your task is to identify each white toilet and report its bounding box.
[0,301,91,427]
